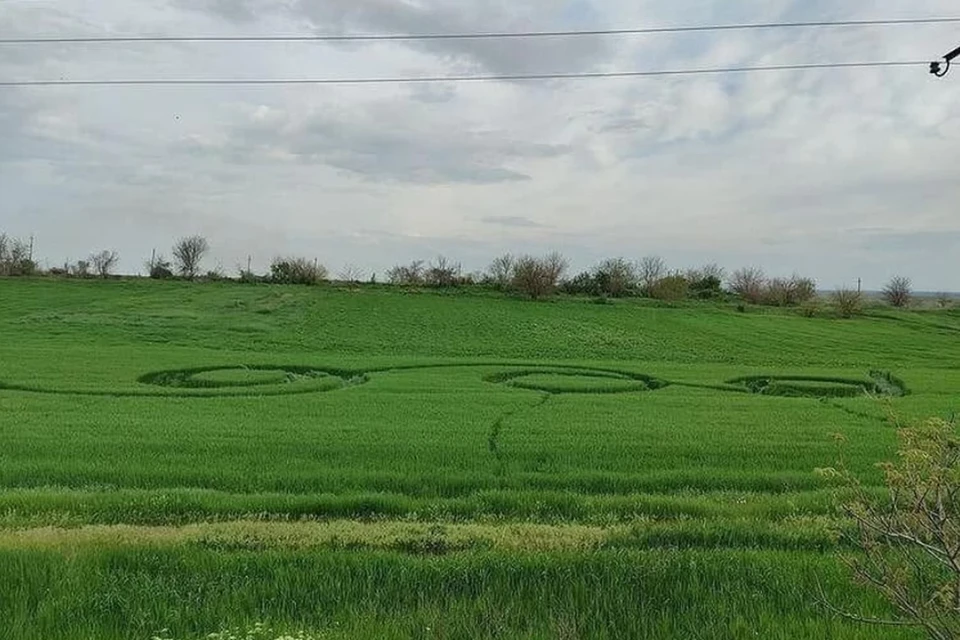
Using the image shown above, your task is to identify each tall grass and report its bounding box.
[0,547,919,640]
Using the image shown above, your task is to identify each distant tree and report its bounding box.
[762,275,817,307]
[0,233,36,277]
[637,256,666,296]
[936,293,953,309]
[686,264,726,300]
[238,269,261,284]
[560,272,601,297]
[543,252,569,286]
[337,264,365,283]
[172,235,209,280]
[512,253,567,300]
[729,267,766,304]
[883,276,913,309]
[488,254,515,290]
[387,260,425,286]
[791,276,818,304]
[270,257,327,285]
[146,253,174,279]
[48,263,69,277]
[832,287,863,319]
[686,263,725,284]
[594,257,637,297]
[71,260,91,278]
[90,250,119,279]
[764,278,792,307]
[648,273,690,302]
[820,417,960,640]
[424,256,461,288]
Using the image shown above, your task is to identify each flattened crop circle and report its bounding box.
[485,367,667,395]
[728,375,898,399]
[137,365,356,395]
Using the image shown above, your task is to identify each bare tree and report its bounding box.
[90,250,119,279]
[386,260,425,286]
[637,256,666,296]
[790,275,818,304]
[729,267,766,304]
[512,253,567,300]
[763,277,792,307]
[71,260,91,278]
[488,254,515,290]
[832,287,863,319]
[700,263,726,282]
[820,417,960,640]
[594,257,637,297]
[883,276,913,309]
[172,235,209,279]
[543,251,569,285]
[936,293,954,310]
[336,264,365,283]
[424,256,461,288]
[0,233,36,276]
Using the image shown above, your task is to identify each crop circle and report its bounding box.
[485,368,666,395]
[728,375,893,398]
[136,365,355,396]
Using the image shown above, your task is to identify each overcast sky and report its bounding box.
[1,1,959,289]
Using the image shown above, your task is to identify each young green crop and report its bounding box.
[0,278,956,639]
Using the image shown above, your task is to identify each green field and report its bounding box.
[1,278,959,639]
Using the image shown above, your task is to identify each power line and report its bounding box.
[2,17,960,44]
[0,61,929,87]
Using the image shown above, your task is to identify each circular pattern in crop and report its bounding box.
[728,372,907,399]
[485,367,667,395]
[137,365,357,396]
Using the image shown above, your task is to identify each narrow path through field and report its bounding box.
[488,393,552,466]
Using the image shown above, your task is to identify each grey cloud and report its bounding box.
[288,0,612,75]
[482,216,548,228]
[409,84,458,104]
[207,103,570,184]
[172,0,612,74]
[852,229,960,253]
[170,0,289,23]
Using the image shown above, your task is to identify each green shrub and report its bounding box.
[648,274,689,302]
[594,258,637,298]
[832,288,863,318]
[147,254,174,280]
[270,257,328,285]
[561,272,601,297]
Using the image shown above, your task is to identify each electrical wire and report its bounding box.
[1,17,959,44]
[0,61,929,87]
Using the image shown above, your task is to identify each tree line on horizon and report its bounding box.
[0,231,953,314]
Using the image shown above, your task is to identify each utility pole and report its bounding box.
[247,255,252,274]
[857,278,862,294]
[931,43,960,77]
[28,234,34,262]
